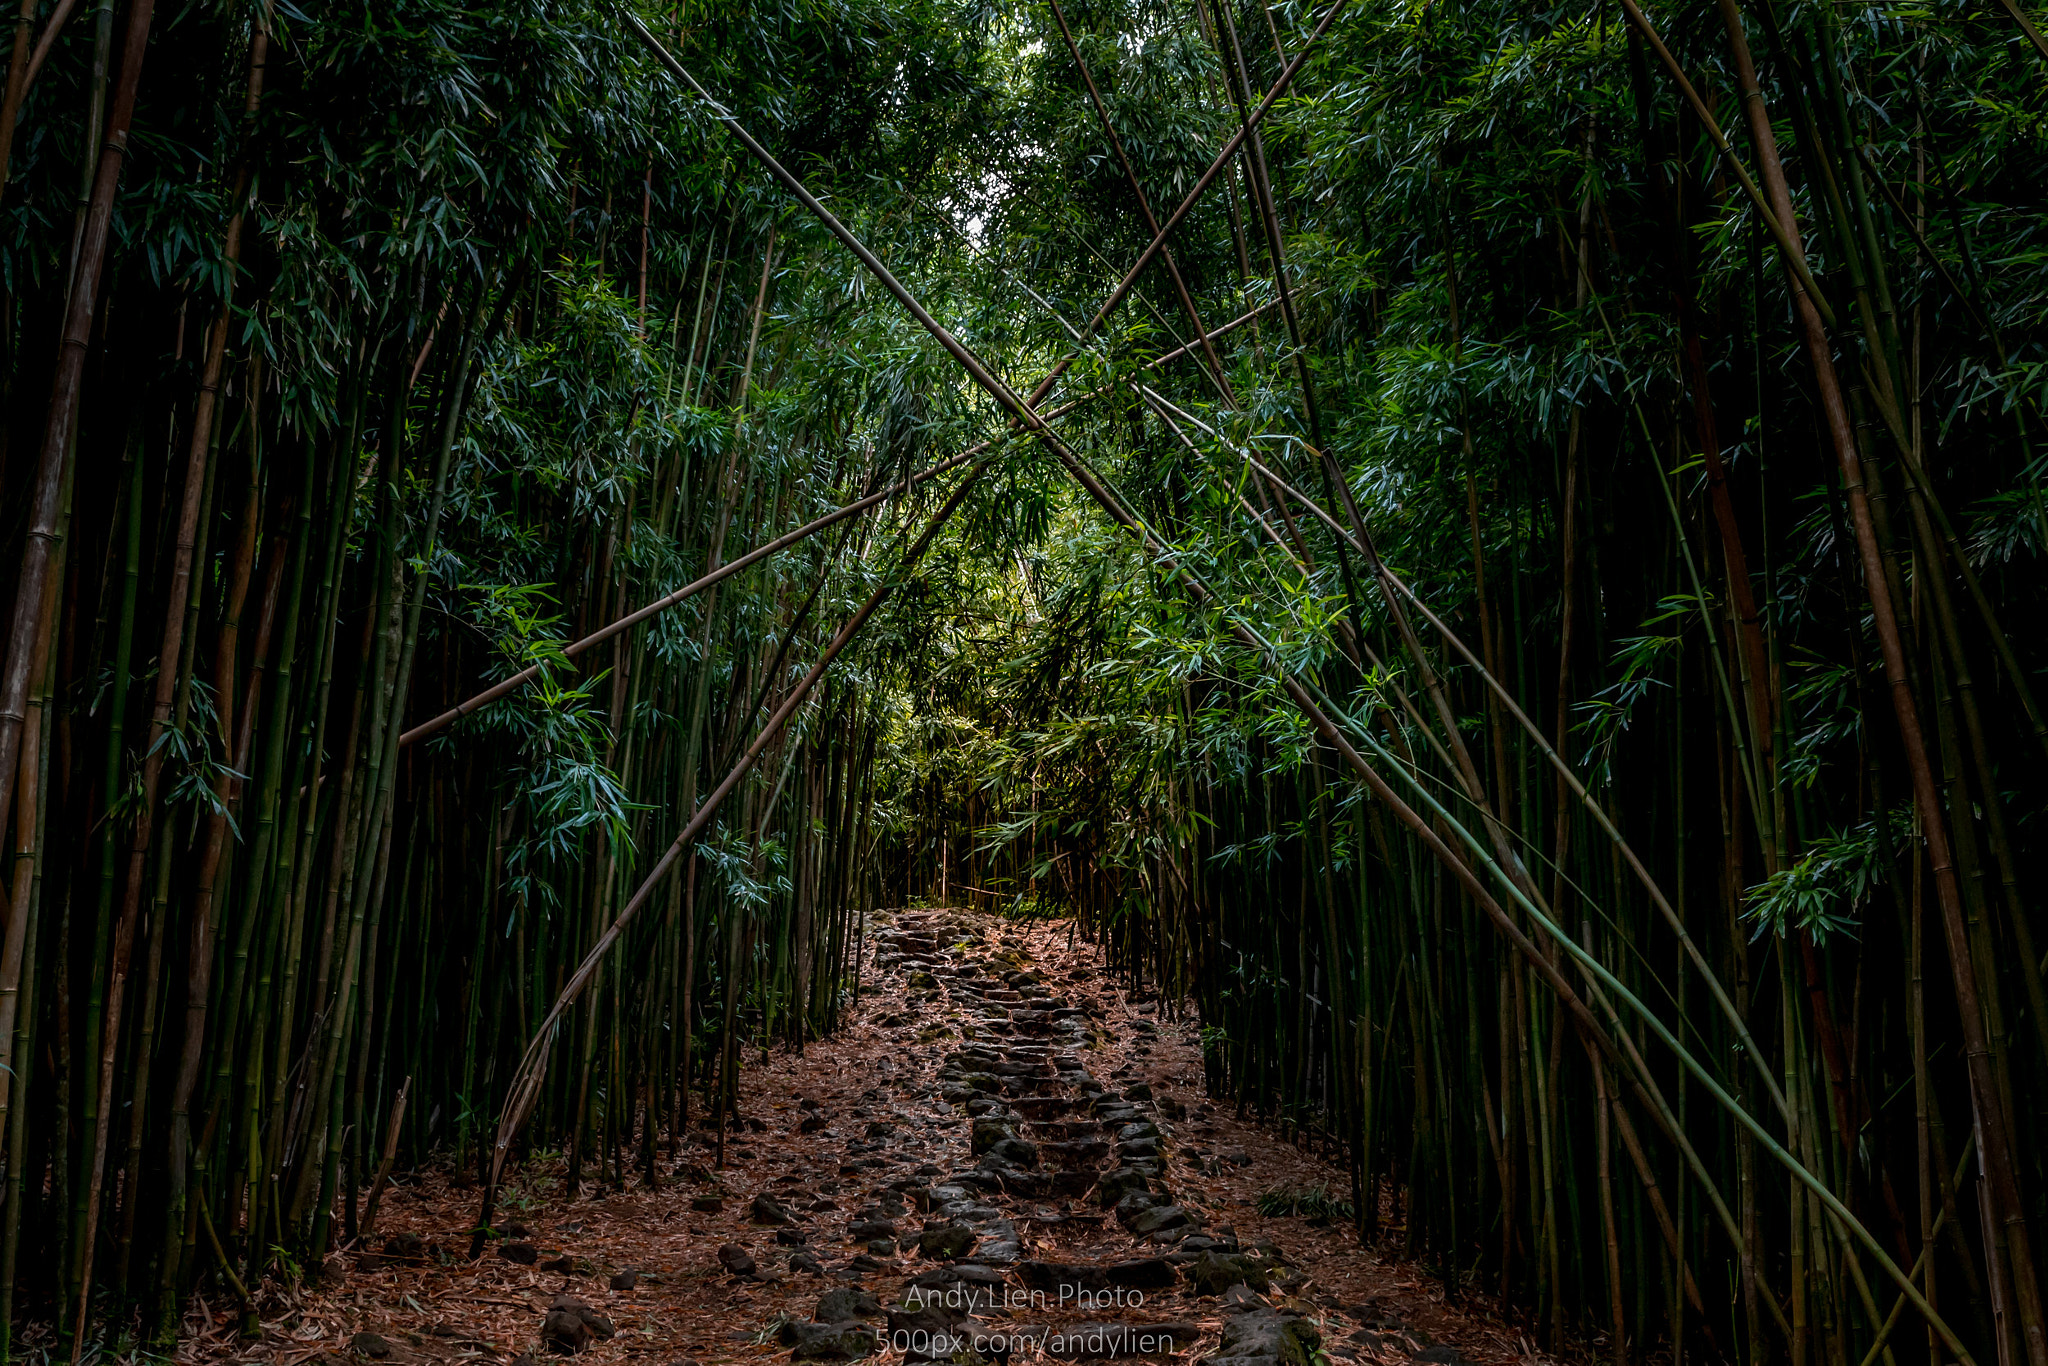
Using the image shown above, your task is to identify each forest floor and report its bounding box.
[177,909,1576,1366]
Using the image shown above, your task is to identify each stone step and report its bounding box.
[1200,1308,1322,1365]
[1038,1137,1111,1169]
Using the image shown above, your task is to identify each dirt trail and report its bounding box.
[186,909,1572,1366]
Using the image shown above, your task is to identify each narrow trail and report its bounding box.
[187,910,1574,1366]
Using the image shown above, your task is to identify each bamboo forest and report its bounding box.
[2,0,2047,1361]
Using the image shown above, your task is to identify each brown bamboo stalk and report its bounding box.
[0,0,72,193]
[637,159,653,330]
[0,0,33,196]
[1595,1045,1628,1366]
[0,0,159,867]
[359,1076,411,1237]
[0,476,66,1132]
[1992,0,2048,62]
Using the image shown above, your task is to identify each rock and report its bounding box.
[543,1298,610,1340]
[1124,1082,1154,1100]
[1188,1251,1272,1296]
[974,1233,1027,1263]
[1095,1168,1152,1207]
[350,1332,393,1358]
[783,1322,879,1361]
[1113,1190,1168,1226]
[541,1309,591,1354]
[501,1240,539,1265]
[716,1243,757,1276]
[1104,1257,1178,1289]
[846,1218,897,1241]
[917,1223,977,1260]
[970,1118,1017,1155]
[1130,1204,1194,1236]
[987,1136,1039,1166]
[1209,1309,1322,1364]
[791,1250,827,1275]
[752,1193,793,1224]
[778,1228,810,1246]
[608,1268,638,1292]
[817,1287,884,1321]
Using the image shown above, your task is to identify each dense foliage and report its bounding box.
[2,0,2046,1360]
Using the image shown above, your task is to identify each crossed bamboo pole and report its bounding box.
[399,300,1275,748]
[473,0,1349,1209]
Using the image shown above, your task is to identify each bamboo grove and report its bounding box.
[3,0,2048,1360]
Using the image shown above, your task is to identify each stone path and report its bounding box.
[188,908,1569,1366]
[743,909,1314,1362]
